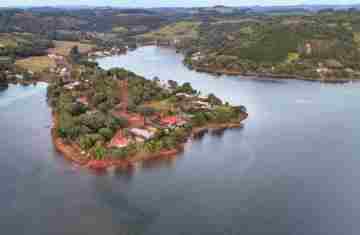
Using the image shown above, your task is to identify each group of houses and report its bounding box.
[47,50,72,81]
[63,75,217,151]
[87,47,127,58]
[175,92,215,112]
[109,102,190,149]
[316,60,360,78]
[106,92,218,150]
[107,80,198,149]
[108,127,156,149]
[108,114,188,149]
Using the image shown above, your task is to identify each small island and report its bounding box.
[47,64,248,170]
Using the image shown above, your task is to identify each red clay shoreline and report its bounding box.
[51,112,248,171]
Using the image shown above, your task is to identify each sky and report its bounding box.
[1,0,360,8]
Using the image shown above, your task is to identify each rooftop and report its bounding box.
[109,131,129,148]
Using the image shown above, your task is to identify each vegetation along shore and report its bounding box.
[47,60,248,170]
[4,6,360,170]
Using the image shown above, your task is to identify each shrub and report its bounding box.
[203,112,216,121]
[88,134,104,144]
[172,127,189,142]
[92,92,107,106]
[65,102,87,116]
[79,135,93,150]
[94,145,107,160]
[191,112,207,126]
[125,143,138,156]
[167,96,178,103]
[78,112,107,131]
[70,46,81,63]
[79,60,98,68]
[287,52,300,63]
[127,98,137,112]
[145,140,163,153]
[79,125,92,135]
[58,112,80,139]
[108,148,129,159]
[107,68,135,79]
[162,136,177,149]
[57,128,67,138]
[208,93,223,106]
[79,134,105,150]
[97,101,112,112]
[98,128,114,141]
[106,115,129,130]
[136,106,157,117]
[175,82,197,94]
[233,105,247,114]
[214,106,236,123]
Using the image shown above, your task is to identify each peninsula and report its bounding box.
[47,63,248,170]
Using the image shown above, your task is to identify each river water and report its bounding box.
[1,46,360,235]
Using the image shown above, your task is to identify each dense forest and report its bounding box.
[178,10,360,80]
[2,7,360,81]
[0,8,172,36]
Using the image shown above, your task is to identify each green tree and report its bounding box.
[94,145,107,160]
[136,106,157,124]
[208,93,223,106]
[70,45,81,63]
[98,128,114,141]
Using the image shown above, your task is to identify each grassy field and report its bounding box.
[0,38,17,48]
[140,21,200,40]
[0,33,30,48]
[14,40,94,72]
[52,41,95,56]
[15,56,56,73]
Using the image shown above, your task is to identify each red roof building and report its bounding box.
[161,116,178,126]
[161,116,186,127]
[109,131,129,148]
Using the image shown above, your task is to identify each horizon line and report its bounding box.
[1,3,360,9]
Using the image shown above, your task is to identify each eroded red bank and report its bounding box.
[52,113,248,171]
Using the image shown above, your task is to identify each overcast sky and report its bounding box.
[1,0,360,8]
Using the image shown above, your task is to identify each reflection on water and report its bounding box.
[140,155,179,171]
[0,85,8,91]
[0,82,47,108]
[1,47,360,235]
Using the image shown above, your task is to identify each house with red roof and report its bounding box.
[109,131,129,148]
[160,116,187,127]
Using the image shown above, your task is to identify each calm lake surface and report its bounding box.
[1,46,360,235]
